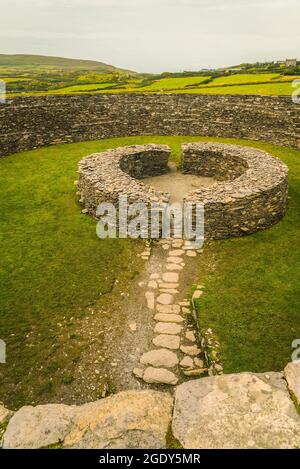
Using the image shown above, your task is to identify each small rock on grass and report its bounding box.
[192,290,203,300]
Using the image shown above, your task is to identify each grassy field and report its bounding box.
[201,73,282,86]
[1,136,300,409]
[135,76,210,91]
[4,64,300,97]
[193,139,300,373]
[172,81,296,95]
[50,82,117,93]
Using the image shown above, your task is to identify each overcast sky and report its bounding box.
[0,0,299,72]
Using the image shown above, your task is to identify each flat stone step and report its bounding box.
[179,356,194,368]
[169,249,185,257]
[156,304,181,314]
[143,367,178,385]
[157,293,174,305]
[153,334,180,350]
[166,264,183,271]
[162,272,179,283]
[154,313,184,323]
[154,322,182,336]
[167,257,182,264]
[180,345,201,356]
[140,349,179,368]
[186,251,197,257]
[158,282,179,289]
[159,289,179,295]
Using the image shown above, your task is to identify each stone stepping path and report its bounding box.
[133,238,207,386]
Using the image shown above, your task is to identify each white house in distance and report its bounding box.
[278,58,297,67]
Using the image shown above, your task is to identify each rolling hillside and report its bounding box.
[0,54,133,73]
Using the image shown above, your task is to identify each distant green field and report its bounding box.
[136,76,210,91]
[172,81,296,96]
[5,69,300,97]
[203,73,282,86]
[0,77,31,82]
[51,82,117,93]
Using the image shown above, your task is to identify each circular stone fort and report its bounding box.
[0,94,295,239]
[77,142,288,240]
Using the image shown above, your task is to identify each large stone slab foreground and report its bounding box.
[172,372,300,449]
[3,391,173,449]
[284,361,300,407]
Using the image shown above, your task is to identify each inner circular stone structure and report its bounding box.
[77,142,289,240]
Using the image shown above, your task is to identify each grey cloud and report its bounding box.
[0,0,299,72]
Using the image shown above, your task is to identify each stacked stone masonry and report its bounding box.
[78,144,170,236]
[77,142,288,240]
[0,94,299,157]
[182,142,289,239]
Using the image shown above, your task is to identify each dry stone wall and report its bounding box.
[78,142,288,240]
[77,145,170,236]
[0,94,299,157]
[183,143,289,239]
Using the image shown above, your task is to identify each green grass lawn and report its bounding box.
[193,139,300,373]
[0,136,299,408]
